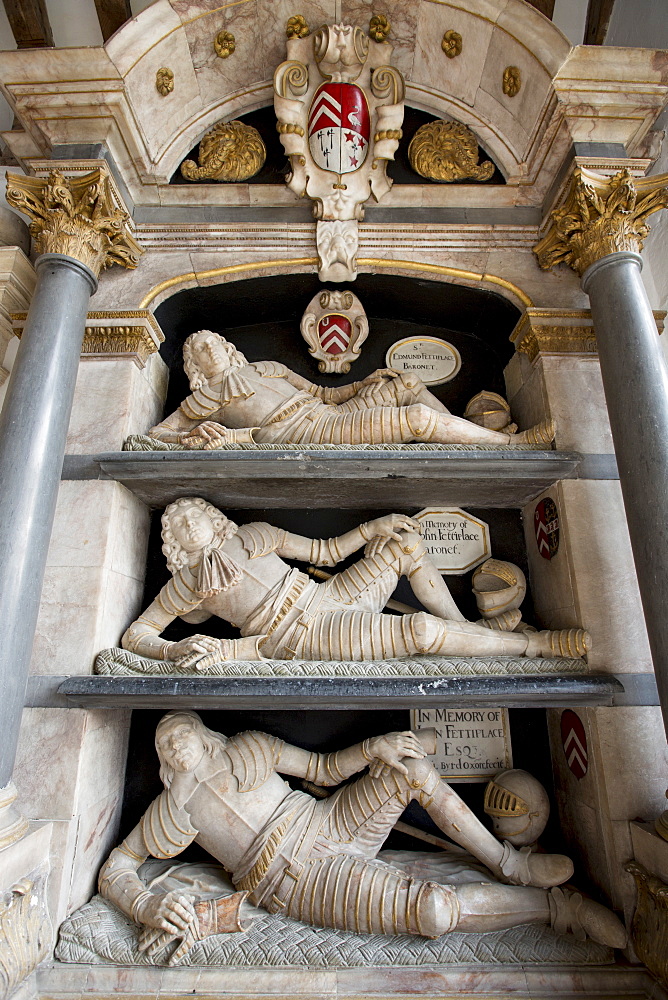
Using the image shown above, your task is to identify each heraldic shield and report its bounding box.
[300,289,369,372]
[318,313,352,354]
[309,83,370,174]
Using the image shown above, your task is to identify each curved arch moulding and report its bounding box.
[143,0,571,185]
[138,259,534,313]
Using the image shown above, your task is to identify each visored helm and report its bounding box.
[484,768,550,847]
[463,390,513,431]
[472,558,526,618]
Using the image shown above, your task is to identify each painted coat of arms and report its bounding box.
[300,289,369,373]
[309,83,370,173]
[274,20,404,281]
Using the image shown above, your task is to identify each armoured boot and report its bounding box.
[511,419,556,446]
[548,886,627,948]
[496,841,573,889]
[524,628,591,658]
[476,610,522,631]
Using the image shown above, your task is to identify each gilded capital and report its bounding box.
[534,168,668,276]
[5,169,142,278]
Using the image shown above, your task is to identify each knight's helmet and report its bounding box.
[463,390,515,432]
[483,768,550,847]
[472,558,526,619]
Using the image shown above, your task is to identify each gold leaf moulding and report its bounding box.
[156,67,174,96]
[408,121,494,183]
[442,30,462,58]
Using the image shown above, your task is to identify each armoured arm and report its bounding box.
[282,367,363,404]
[99,798,199,948]
[149,407,256,447]
[122,574,265,666]
[98,825,154,923]
[276,513,423,567]
[276,731,430,786]
[149,405,205,444]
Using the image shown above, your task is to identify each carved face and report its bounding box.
[157,718,205,773]
[190,332,232,379]
[317,221,359,281]
[169,503,215,552]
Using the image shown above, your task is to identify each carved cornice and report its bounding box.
[12,309,163,368]
[534,168,668,276]
[511,307,666,361]
[4,169,141,278]
[626,861,668,990]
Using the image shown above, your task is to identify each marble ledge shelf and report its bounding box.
[57,673,624,710]
[60,449,589,509]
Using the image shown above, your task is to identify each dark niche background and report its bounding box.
[120,273,564,867]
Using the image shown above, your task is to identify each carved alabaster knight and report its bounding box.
[122,498,589,666]
[145,330,555,449]
[98,711,626,965]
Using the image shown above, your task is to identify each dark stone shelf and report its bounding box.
[58,673,623,710]
[61,449,582,508]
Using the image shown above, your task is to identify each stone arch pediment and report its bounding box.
[104,0,571,183]
[2,0,665,203]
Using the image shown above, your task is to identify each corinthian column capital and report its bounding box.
[5,169,141,278]
[534,167,668,276]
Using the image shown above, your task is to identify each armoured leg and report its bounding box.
[338,374,450,415]
[457,883,626,946]
[321,756,573,891]
[324,530,463,621]
[282,853,459,936]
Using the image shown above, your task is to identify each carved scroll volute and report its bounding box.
[273,60,309,173]
[5,169,141,278]
[534,167,668,276]
[370,65,404,201]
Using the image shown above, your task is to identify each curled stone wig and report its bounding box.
[183,330,248,391]
[161,497,237,573]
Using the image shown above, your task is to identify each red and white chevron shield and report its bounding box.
[318,313,352,355]
[534,497,559,560]
[560,710,588,779]
[308,82,370,174]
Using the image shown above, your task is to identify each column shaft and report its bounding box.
[0,253,96,787]
[583,251,668,735]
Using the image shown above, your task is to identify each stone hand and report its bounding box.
[360,368,399,384]
[367,730,426,777]
[168,635,232,670]
[136,891,196,941]
[137,896,199,966]
[363,513,421,557]
[179,421,233,449]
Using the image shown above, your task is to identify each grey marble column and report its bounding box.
[582,251,668,735]
[0,253,97,793]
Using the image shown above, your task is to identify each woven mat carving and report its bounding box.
[56,894,611,968]
[94,647,586,678]
[56,857,611,968]
[123,436,546,452]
